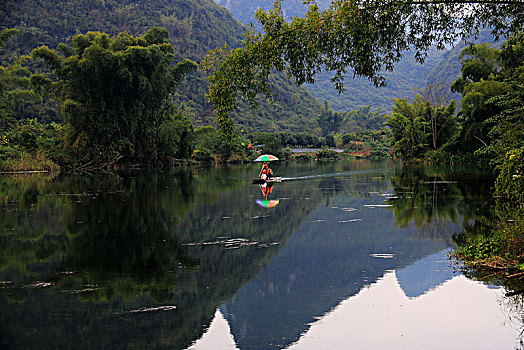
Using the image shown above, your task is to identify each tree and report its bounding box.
[386,92,457,159]
[450,35,523,157]
[202,0,524,136]
[482,33,524,162]
[317,100,344,136]
[386,96,429,159]
[31,27,197,165]
[418,83,458,150]
[450,43,501,94]
[344,105,387,132]
[0,28,40,130]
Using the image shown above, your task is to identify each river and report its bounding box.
[0,160,522,349]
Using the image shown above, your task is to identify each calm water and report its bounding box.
[1,160,522,349]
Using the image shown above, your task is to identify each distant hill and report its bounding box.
[213,0,502,112]
[306,47,448,112]
[0,0,321,134]
[215,0,332,27]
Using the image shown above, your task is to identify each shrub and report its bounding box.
[369,149,390,159]
[316,148,339,160]
[293,153,312,161]
[495,148,524,205]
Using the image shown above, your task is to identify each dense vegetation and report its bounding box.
[447,34,523,278]
[0,0,322,136]
[203,0,524,280]
[385,33,524,165]
[33,28,198,166]
[203,0,522,135]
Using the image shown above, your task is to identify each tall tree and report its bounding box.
[450,36,523,157]
[202,0,523,136]
[386,93,457,160]
[317,100,344,136]
[418,83,457,151]
[386,96,429,159]
[0,28,39,130]
[31,28,197,165]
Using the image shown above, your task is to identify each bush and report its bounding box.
[0,119,62,171]
[316,148,339,160]
[495,148,524,205]
[1,150,59,172]
[158,113,195,161]
[227,153,248,163]
[293,153,313,161]
[191,149,214,162]
[369,149,390,159]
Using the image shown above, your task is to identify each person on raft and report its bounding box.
[259,161,273,180]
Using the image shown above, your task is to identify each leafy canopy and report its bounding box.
[386,93,457,160]
[450,33,523,160]
[202,0,523,136]
[0,28,40,129]
[31,27,197,165]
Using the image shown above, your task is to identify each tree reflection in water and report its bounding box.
[1,162,520,349]
[0,165,325,349]
[387,164,495,240]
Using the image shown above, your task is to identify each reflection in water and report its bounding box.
[0,161,521,349]
[220,191,457,349]
[286,272,518,349]
[396,249,458,298]
[386,164,495,240]
[187,309,237,350]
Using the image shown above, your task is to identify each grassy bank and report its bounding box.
[453,149,524,282]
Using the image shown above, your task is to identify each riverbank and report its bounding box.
[454,213,523,270]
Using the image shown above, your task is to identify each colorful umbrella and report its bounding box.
[254,154,279,162]
[256,199,280,208]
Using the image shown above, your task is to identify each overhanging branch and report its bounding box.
[406,1,523,4]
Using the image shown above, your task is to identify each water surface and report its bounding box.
[0,160,521,349]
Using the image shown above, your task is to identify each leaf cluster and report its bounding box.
[386,93,457,160]
[31,28,197,165]
[203,0,523,133]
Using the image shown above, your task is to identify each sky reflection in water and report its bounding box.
[1,161,521,349]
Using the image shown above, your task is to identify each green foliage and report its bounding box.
[1,0,323,138]
[293,153,313,161]
[495,148,524,205]
[344,106,387,133]
[342,127,391,156]
[0,118,61,171]
[454,205,524,275]
[368,148,390,159]
[457,235,504,261]
[193,125,249,163]
[315,147,340,160]
[386,88,457,161]
[450,33,524,166]
[158,112,195,161]
[31,28,197,165]
[449,34,524,277]
[253,132,286,159]
[317,100,344,136]
[203,0,522,131]
[386,96,429,159]
[457,79,508,153]
[268,131,329,148]
[481,69,524,164]
[456,44,500,88]
[0,28,41,128]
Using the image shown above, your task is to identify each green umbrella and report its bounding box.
[254,154,279,162]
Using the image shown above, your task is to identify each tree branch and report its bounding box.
[406,1,523,4]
